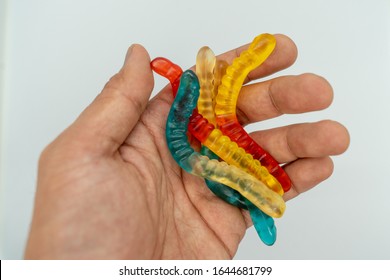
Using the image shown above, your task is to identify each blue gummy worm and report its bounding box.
[166,69,276,245]
[202,146,276,245]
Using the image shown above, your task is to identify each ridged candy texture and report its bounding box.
[196,49,277,245]
[166,70,285,218]
[214,33,292,191]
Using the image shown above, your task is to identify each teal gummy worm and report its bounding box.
[201,146,276,245]
[165,69,277,244]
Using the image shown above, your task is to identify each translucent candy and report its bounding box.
[165,70,286,218]
[196,53,277,244]
[201,127,283,195]
[214,33,292,191]
[196,46,217,125]
[151,57,182,96]
[151,52,284,244]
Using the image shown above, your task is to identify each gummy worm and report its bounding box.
[151,57,182,95]
[152,58,283,195]
[152,57,246,208]
[196,49,247,208]
[200,145,247,208]
[196,49,276,244]
[189,116,283,195]
[166,69,285,218]
[214,33,292,192]
[196,46,217,125]
[152,56,278,243]
[212,59,229,114]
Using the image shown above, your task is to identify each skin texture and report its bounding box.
[24,34,350,259]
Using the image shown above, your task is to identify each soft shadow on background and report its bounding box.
[1,0,389,259]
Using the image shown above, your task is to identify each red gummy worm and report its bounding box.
[151,57,290,191]
[150,57,182,96]
[151,57,214,142]
[217,116,291,191]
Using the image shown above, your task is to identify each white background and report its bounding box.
[2,260,390,279]
[1,0,389,259]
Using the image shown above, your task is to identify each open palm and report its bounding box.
[25,35,349,259]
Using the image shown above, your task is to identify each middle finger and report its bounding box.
[250,120,350,163]
[236,73,334,125]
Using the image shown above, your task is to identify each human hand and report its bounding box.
[24,35,350,259]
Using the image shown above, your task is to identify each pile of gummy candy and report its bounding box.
[151,34,291,246]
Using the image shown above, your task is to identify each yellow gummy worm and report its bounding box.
[212,59,229,112]
[202,129,283,195]
[168,69,285,217]
[215,33,276,117]
[195,51,282,194]
[190,59,283,194]
[189,153,285,218]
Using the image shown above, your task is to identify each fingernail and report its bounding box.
[124,44,135,63]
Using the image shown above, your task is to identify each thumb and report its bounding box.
[68,44,154,155]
